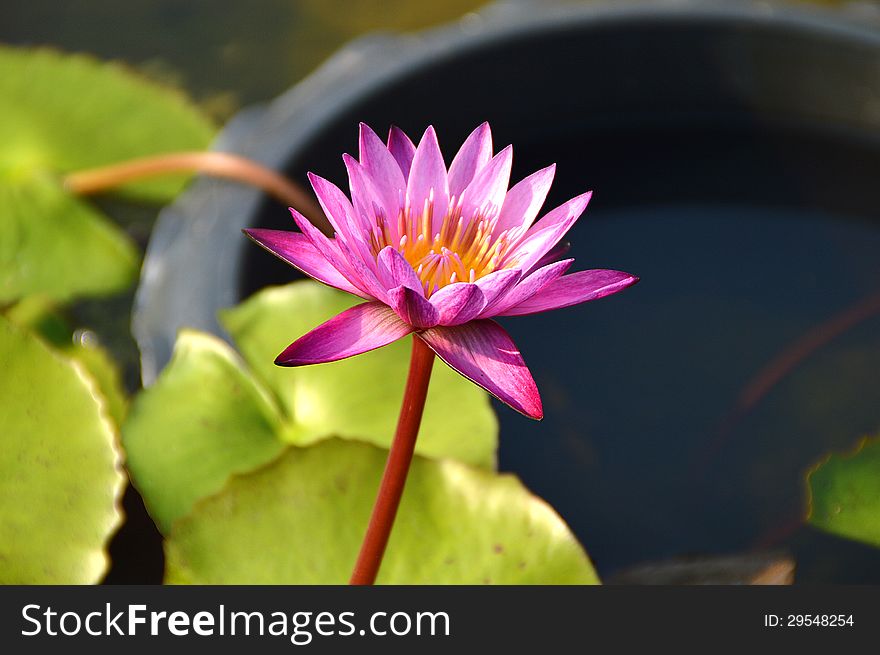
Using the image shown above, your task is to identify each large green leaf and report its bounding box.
[0,173,139,303]
[4,294,129,425]
[123,331,286,533]
[124,281,497,532]
[219,281,498,467]
[0,46,215,302]
[807,435,880,548]
[0,316,124,583]
[0,46,215,200]
[165,439,597,584]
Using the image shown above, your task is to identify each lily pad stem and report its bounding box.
[350,335,435,585]
[63,151,329,232]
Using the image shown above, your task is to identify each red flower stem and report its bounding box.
[63,150,330,233]
[350,335,435,585]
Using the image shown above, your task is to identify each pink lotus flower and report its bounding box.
[245,123,637,419]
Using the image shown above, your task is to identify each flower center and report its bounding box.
[368,195,518,296]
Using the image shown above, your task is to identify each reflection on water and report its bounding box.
[498,205,880,582]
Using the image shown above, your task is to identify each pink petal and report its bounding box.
[275,302,412,366]
[377,246,423,294]
[418,321,543,419]
[243,228,367,298]
[389,286,439,329]
[334,232,389,303]
[501,191,592,275]
[474,268,522,307]
[307,172,365,242]
[495,164,555,235]
[387,125,416,178]
[460,145,512,224]
[482,259,573,317]
[341,154,394,237]
[527,239,571,275]
[360,123,407,191]
[447,122,493,198]
[290,208,376,300]
[357,124,407,220]
[500,270,639,316]
[406,126,449,231]
[429,282,486,326]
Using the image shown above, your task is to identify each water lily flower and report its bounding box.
[245,123,637,419]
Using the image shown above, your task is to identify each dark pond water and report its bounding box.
[501,201,880,582]
[499,127,880,582]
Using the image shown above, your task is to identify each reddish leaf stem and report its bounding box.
[350,335,435,585]
[63,150,330,232]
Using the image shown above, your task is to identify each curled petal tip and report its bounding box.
[517,388,544,421]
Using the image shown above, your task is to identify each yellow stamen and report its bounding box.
[369,197,517,296]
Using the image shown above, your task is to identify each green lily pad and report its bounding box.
[123,330,286,533]
[807,435,880,548]
[220,281,498,466]
[165,439,597,584]
[124,282,497,532]
[0,173,139,303]
[0,46,215,200]
[0,316,125,583]
[4,294,129,425]
[0,46,215,303]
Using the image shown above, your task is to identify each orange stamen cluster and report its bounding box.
[368,194,521,296]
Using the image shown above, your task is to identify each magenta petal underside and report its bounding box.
[288,209,374,299]
[429,282,486,326]
[500,269,640,316]
[389,286,439,329]
[377,245,423,294]
[418,320,543,419]
[342,154,399,236]
[387,125,416,178]
[243,228,366,298]
[482,258,573,317]
[473,269,522,307]
[307,172,359,243]
[334,234,389,303]
[502,191,592,274]
[527,239,571,275]
[276,302,413,366]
